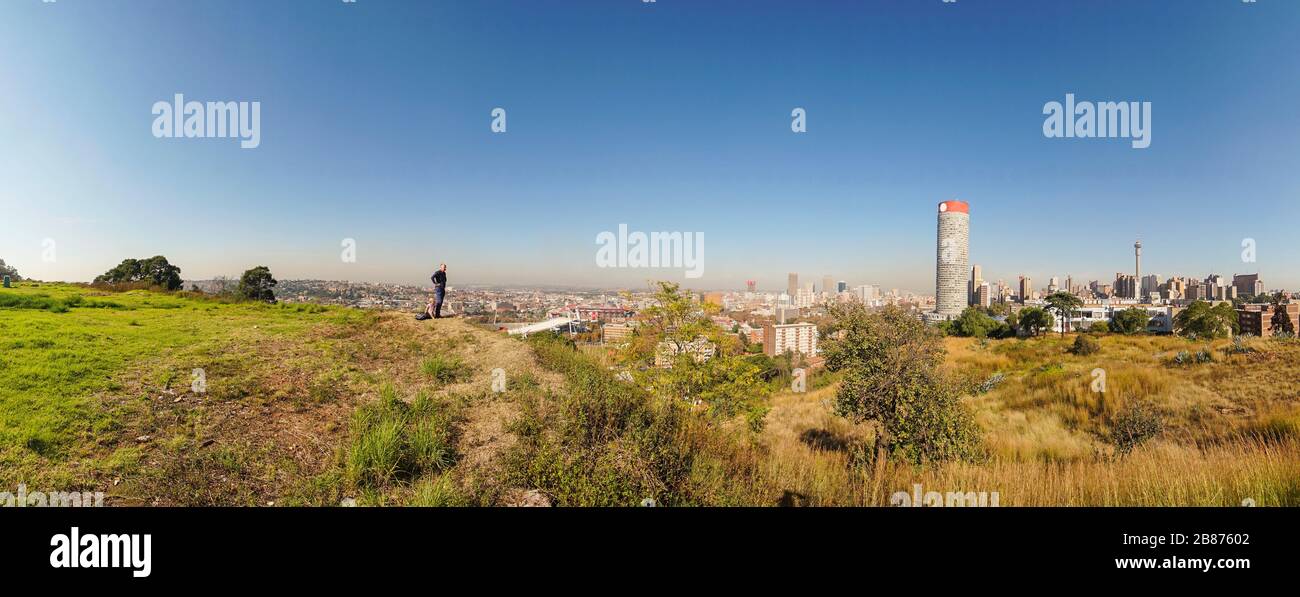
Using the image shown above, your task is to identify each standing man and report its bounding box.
[417,263,448,321]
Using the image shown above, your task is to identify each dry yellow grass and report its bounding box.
[743,333,1300,506]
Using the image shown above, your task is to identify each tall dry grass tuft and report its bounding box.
[867,438,1300,506]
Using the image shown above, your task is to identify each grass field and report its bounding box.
[750,333,1300,506]
[3,282,1299,506]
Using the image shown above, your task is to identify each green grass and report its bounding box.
[420,354,466,385]
[0,283,359,488]
[345,385,461,492]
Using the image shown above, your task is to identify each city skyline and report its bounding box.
[3,1,1298,291]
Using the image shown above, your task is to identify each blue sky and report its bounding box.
[2,0,1297,292]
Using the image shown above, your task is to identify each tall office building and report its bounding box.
[746,280,757,293]
[1233,273,1264,297]
[855,284,879,305]
[935,200,970,318]
[969,265,983,305]
[1018,276,1033,303]
[1141,275,1162,298]
[787,273,798,298]
[822,275,834,297]
[836,280,848,293]
[795,286,815,308]
[1115,273,1137,299]
[976,282,991,308]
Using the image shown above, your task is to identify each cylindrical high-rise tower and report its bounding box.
[935,200,970,318]
[1134,240,1142,297]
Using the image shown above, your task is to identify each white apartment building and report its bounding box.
[795,287,815,308]
[763,322,820,357]
[1048,303,1176,334]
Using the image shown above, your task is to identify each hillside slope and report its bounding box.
[0,283,558,505]
[5,283,1300,506]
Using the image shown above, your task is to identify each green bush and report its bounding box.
[506,334,694,506]
[1070,334,1101,356]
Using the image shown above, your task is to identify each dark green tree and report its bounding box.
[1173,301,1238,339]
[1111,307,1151,335]
[94,256,183,290]
[237,266,278,303]
[952,307,998,338]
[1268,295,1294,336]
[0,259,21,282]
[822,303,982,464]
[1017,307,1054,337]
[1043,291,1083,337]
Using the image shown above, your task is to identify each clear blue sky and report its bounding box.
[2,0,1297,292]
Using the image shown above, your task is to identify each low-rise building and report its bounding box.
[1237,303,1298,337]
[602,322,636,344]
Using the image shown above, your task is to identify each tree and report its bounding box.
[1173,300,1238,339]
[984,302,1013,318]
[619,282,771,429]
[1043,291,1083,337]
[1111,307,1151,335]
[952,307,998,338]
[94,256,183,290]
[237,266,278,302]
[0,259,21,281]
[1017,307,1054,337]
[1268,295,1294,336]
[822,303,982,464]
[1089,321,1110,334]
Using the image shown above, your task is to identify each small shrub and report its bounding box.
[1070,334,1101,356]
[1110,402,1163,455]
[506,334,695,506]
[1088,321,1110,334]
[1169,350,1212,366]
[1223,335,1254,355]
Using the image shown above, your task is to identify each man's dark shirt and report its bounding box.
[432,270,447,291]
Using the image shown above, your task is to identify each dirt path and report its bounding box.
[381,314,567,501]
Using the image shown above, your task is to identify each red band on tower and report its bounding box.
[938,200,969,214]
